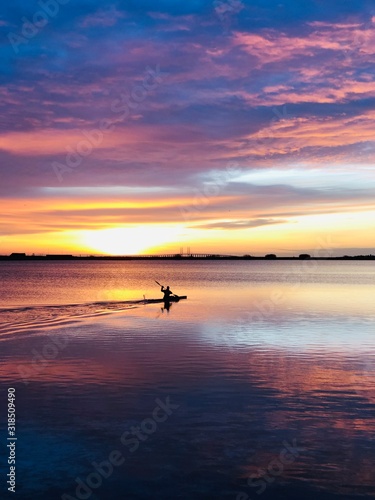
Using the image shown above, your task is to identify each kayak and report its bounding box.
[144,295,187,304]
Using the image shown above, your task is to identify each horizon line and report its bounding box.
[1,252,375,260]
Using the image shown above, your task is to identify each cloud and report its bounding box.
[2,1,375,251]
[191,218,288,230]
[1,179,374,240]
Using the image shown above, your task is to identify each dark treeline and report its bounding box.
[1,253,374,261]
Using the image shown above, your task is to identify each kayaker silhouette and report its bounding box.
[160,286,173,313]
[161,285,174,301]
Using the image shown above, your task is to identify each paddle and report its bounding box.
[155,280,179,299]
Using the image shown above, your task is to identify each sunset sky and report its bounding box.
[1,0,375,255]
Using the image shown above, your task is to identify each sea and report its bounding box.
[0,260,374,499]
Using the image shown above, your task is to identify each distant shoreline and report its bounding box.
[1,254,374,261]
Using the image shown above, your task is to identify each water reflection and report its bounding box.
[0,262,374,499]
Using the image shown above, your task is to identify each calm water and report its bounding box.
[0,261,374,499]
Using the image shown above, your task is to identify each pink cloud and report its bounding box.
[233,21,375,68]
[238,110,375,164]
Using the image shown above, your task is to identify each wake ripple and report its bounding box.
[0,299,145,337]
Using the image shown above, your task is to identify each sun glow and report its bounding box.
[79,226,184,255]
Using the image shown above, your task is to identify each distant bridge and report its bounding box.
[131,253,228,259]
